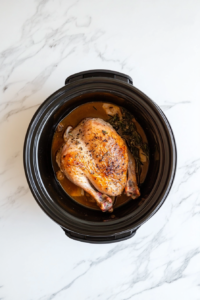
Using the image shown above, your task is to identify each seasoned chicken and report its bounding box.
[56,118,140,212]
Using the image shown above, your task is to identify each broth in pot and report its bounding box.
[52,102,149,211]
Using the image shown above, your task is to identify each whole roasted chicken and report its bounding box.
[56,117,140,212]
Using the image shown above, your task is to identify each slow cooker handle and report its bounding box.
[63,229,137,244]
[65,69,133,85]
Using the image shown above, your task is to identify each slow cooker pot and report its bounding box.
[23,69,177,243]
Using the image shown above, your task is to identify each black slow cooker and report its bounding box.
[23,70,177,243]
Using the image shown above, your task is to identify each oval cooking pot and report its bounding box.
[24,70,177,243]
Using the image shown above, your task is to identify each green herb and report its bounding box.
[68,133,73,136]
[108,108,149,183]
[93,106,97,110]
[102,130,108,135]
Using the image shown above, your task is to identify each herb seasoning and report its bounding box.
[108,108,149,183]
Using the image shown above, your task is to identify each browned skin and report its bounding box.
[56,118,129,212]
[125,149,140,199]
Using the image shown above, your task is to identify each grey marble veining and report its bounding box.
[0,0,200,299]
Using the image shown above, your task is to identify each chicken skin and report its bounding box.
[56,118,140,212]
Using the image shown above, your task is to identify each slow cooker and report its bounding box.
[23,70,177,243]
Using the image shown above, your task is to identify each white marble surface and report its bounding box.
[1,0,200,299]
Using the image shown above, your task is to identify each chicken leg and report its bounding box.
[66,168,113,212]
[125,149,140,199]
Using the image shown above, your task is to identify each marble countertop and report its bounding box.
[1,1,200,299]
